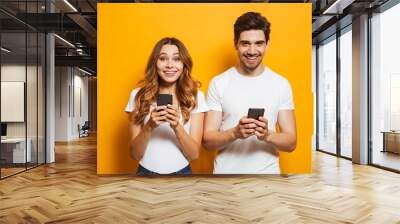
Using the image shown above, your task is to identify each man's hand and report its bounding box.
[233,116,258,139]
[254,116,270,141]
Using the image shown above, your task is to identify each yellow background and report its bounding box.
[98,3,312,174]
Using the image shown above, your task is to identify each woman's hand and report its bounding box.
[165,104,181,130]
[146,106,167,130]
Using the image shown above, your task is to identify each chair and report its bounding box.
[78,121,90,138]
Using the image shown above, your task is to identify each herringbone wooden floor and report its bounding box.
[1,135,400,224]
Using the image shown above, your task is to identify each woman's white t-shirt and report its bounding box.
[125,88,208,174]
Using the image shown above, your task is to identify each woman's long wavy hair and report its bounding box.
[132,37,200,125]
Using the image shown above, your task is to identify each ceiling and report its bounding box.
[1,0,97,74]
[0,0,394,75]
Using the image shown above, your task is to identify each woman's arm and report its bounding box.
[129,106,167,160]
[165,105,203,160]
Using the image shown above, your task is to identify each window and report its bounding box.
[318,36,337,154]
[339,28,352,158]
[0,1,47,179]
[371,2,400,171]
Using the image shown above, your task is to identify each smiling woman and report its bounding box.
[157,45,184,83]
[124,37,209,175]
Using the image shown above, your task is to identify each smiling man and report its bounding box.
[203,12,297,174]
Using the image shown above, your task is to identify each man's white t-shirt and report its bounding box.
[207,66,294,174]
[125,89,209,174]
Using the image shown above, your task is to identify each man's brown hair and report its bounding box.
[234,12,271,45]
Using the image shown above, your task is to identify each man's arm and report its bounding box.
[203,111,257,151]
[255,110,297,152]
[203,111,236,151]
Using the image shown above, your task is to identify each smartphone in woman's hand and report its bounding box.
[156,94,173,106]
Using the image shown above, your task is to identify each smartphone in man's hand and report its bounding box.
[156,94,173,106]
[247,108,265,120]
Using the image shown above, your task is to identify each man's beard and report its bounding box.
[241,56,262,71]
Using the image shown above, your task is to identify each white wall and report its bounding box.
[46,33,55,163]
[55,67,89,141]
[352,14,369,164]
[73,72,89,138]
[55,67,70,141]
